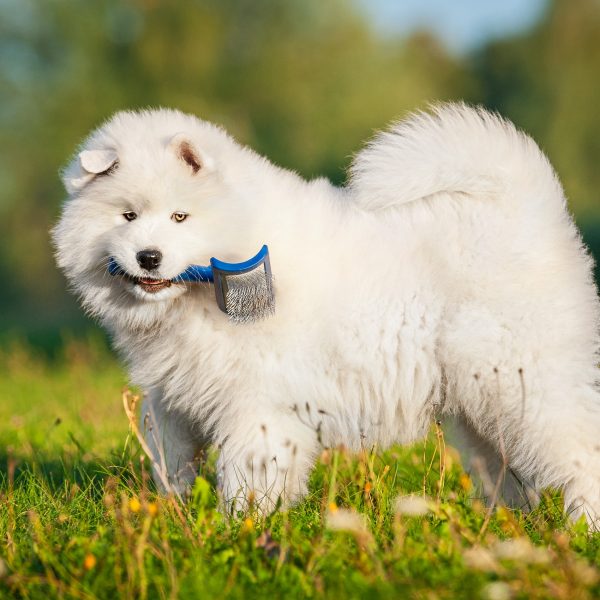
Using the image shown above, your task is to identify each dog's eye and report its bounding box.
[172,212,188,223]
[123,211,137,222]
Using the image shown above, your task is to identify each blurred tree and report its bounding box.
[0,0,469,341]
[474,0,600,219]
[1,0,599,345]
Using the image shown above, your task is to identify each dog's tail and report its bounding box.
[348,102,565,212]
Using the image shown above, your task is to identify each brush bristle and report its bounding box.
[224,269,275,323]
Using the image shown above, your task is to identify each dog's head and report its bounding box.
[53,109,264,329]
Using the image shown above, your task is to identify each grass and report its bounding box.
[1,337,600,599]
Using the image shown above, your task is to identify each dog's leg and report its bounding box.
[140,392,201,498]
[441,307,600,528]
[215,407,319,515]
[476,384,600,528]
[544,384,600,527]
[444,414,540,512]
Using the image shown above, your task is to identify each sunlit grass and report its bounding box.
[0,336,127,458]
[1,338,599,599]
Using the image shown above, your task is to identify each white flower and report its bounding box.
[482,581,512,600]
[326,508,368,533]
[463,546,500,572]
[326,508,374,548]
[394,494,432,517]
[493,538,550,564]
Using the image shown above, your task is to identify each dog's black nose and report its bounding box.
[136,249,162,271]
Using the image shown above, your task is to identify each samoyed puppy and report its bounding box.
[53,104,600,525]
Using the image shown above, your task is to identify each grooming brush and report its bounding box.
[108,245,275,323]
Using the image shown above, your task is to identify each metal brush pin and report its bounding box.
[217,265,274,323]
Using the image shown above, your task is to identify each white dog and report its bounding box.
[53,104,600,525]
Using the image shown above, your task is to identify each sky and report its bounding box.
[360,0,550,54]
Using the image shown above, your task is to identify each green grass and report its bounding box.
[1,337,600,599]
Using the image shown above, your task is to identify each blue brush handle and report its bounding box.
[108,257,125,276]
[174,264,214,283]
[107,257,213,282]
[107,245,268,284]
[210,244,269,274]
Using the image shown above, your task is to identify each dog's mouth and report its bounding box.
[115,271,173,293]
[107,259,180,295]
[134,276,172,293]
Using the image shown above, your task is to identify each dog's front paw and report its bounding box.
[217,444,310,515]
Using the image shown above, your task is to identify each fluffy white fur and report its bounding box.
[53,104,600,525]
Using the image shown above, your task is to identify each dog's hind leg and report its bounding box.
[140,391,202,498]
[472,381,600,528]
[441,305,600,528]
[444,414,539,512]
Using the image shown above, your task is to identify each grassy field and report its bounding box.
[1,337,599,599]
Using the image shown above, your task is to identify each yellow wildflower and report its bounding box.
[128,497,141,513]
[459,473,472,492]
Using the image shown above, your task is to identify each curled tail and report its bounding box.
[349,102,565,212]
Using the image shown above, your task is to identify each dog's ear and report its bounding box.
[62,149,119,194]
[168,133,214,174]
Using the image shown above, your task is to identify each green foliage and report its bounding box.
[0,0,470,338]
[474,0,600,220]
[1,340,600,598]
[7,0,600,341]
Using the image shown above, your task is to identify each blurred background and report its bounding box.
[1,0,599,353]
